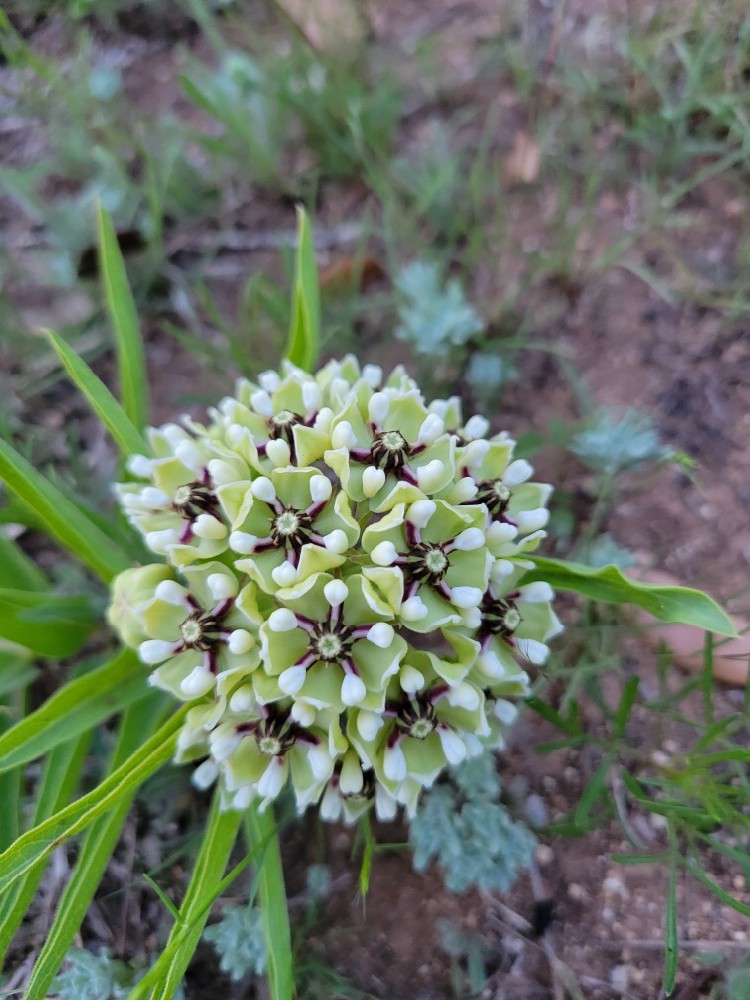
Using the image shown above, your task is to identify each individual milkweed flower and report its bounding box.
[128,563,262,700]
[457,436,551,534]
[256,574,407,711]
[109,357,561,822]
[215,369,331,470]
[210,701,347,812]
[225,467,359,593]
[118,425,234,566]
[324,388,458,511]
[349,672,488,795]
[476,576,563,681]
[320,758,398,824]
[362,498,490,632]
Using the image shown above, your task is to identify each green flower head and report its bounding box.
[108,356,561,820]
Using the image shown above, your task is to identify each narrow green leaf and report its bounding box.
[0,648,147,773]
[0,532,46,591]
[0,695,22,852]
[128,821,272,1000]
[525,696,582,737]
[142,873,184,925]
[141,795,242,1000]
[43,328,148,456]
[520,557,736,636]
[0,652,37,698]
[245,804,294,1000]
[284,206,320,373]
[574,756,611,830]
[0,732,91,966]
[0,589,95,657]
[0,706,186,894]
[0,436,131,583]
[358,813,374,898]
[24,698,163,1000]
[663,850,679,995]
[685,859,750,918]
[613,676,639,738]
[97,202,149,428]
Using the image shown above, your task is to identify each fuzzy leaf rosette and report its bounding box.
[108,358,561,822]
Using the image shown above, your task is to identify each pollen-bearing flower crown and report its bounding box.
[108,357,562,822]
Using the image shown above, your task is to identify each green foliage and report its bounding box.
[521,556,736,635]
[180,50,286,188]
[409,753,536,893]
[97,203,150,430]
[43,327,148,457]
[284,207,320,372]
[395,261,484,356]
[204,905,267,980]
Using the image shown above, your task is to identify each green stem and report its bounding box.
[244,804,294,1000]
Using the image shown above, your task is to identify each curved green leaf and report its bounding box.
[43,328,148,457]
[126,794,242,1000]
[245,804,294,1000]
[0,436,131,583]
[520,557,736,636]
[0,707,186,895]
[0,732,91,965]
[0,648,146,773]
[23,698,163,1000]
[284,206,319,373]
[0,533,46,592]
[97,202,149,429]
[0,589,96,657]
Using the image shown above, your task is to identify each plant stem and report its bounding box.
[244,804,294,1000]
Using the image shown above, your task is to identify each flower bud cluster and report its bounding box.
[108,357,561,821]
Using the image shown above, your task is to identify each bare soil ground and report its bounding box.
[2,1,749,998]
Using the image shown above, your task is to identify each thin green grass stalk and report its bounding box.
[0,706,188,895]
[23,697,165,999]
[125,794,243,1000]
[43,328,148,457]
[244,805,294,1000]
[0,437,131,583]
[0,732,91,965]
[97,203,150,430]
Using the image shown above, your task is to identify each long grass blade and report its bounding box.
[0,437,131,583]
[0,732,91,965]
[663,847,679,996]
[284,206,320,373]
[0,533,46,592]
[245,804,294,1000]
[0,648,146,773]
[126,794,242,1000]
[43,328,148,457]
[97,202,150,429]
[0,706,187,894]
[24,697,164,1000]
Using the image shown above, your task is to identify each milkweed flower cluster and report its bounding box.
[108,357,561,822]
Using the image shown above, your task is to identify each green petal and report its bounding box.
[362,567,405,615]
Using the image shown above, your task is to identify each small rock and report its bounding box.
[536,844,554,866]
[610,964,629,992]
